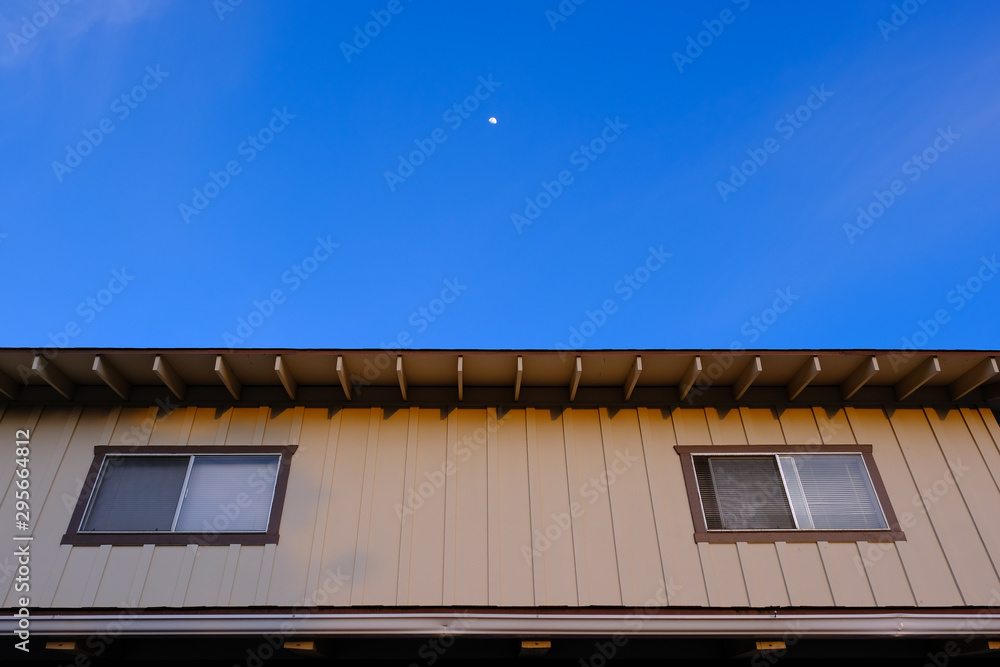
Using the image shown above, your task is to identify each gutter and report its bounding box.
[4,611,998,637]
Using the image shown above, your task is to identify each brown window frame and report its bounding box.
[61,445,297,546]
[675,444,905,543]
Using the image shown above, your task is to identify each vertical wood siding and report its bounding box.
[5,403,1000,609]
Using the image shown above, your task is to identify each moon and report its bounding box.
[488,117,497,124]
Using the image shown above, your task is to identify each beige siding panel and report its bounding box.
[50,547,99,607]
[402,408,448,605]
[889,408,1000,603]
[94,547,143,607]
[486,407,501,605]
[136,546,186,607]
[81,543,112,606]
[173,544,199,606]
[183,546,229,607]
[221,407,262,445]
[493,408,534,606]
[816,542,876,607]
[704,406,750,444]
[977,408,1000,450]
[855,538,915,607]
[147,405,195,444]
[261,406,297,445]
[775,542,835,607]
[109,407,156,445]
[739,407,785,443]
[846,407,956,606]
[563,409,620,606]
[349,410,383,605]
[228,546,265,608]
[396,408,421,604]
[919,408,1000,602]
[128,544,155,606]
[962,409,1000,490]
[217,543,241,606]
[698,543,749,607]
[267,407,328,606]
[305,409,343,605]
[737,542,790,607]
[357,407,409,605]
[319,408,375,605]
[6,407,100,608]
[451,409,489,604]
[527,408,578,605]
[186,407,226,445]
[671,408,713,445]
[636,408,708,606]
[603,408,664,606]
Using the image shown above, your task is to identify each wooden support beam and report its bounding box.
[214,355,242,400]
[283,640,321,655]
[514,355,523,401]
[32,355,74,399]
[45,641,82,652]
[950,357,998,400]
[336,355,352,400]
[274,355,297,399]
[519,640,551,658]
[896,355,941,400]
[0,370,19,400]
[787,355,820,401]
[733,356,762,400]
[92,355,130,400]
[623,355,642,400]
[756,641,786,651]
[841,356,878,400]
[568,356,582,402]
[678,355,702,401]
[153,355,186,400]
[457,355,464,401]
[396,355,408,401]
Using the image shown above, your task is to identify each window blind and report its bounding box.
[82,457,189,532]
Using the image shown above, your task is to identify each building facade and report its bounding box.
[2,348,1000,664]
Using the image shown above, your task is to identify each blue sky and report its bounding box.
[3,0,998,352]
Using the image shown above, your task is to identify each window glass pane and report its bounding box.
[174,456,279,532]
[790,454,887,530]
[778,456,814,529]
[82,457,189,532]
[707,457,795,530]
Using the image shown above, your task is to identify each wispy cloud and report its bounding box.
[1,0,163,67]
